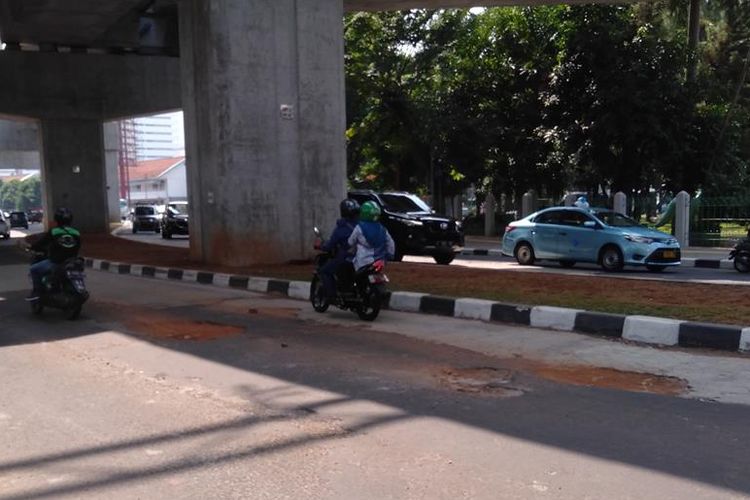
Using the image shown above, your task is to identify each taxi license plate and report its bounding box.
[662,250,676,259]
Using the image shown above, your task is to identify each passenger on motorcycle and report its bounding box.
[347,201,395,272]
[317,199,360,300]
[27,208,81,301]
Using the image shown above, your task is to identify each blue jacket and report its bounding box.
[321,219,357,263]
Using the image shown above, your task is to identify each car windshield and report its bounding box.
[135,206,155,216]
[169,204,187,215]
[379,194,431,213]
[593,210,640,227]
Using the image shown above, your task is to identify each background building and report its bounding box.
[134,112,185,162]
[128,157,186,205]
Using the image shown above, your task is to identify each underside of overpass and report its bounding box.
[0,0,612,264]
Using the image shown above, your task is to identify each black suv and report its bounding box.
[161,202,189,239]
[348,190,464,265]
[131,205,160,234]
[9,211,29,230]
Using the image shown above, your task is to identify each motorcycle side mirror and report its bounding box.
[313,226,322,238]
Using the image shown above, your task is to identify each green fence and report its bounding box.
[691,196,750,247]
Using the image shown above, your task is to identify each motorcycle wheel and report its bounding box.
[734,252,750,273]
[357,285,383,321]
[30,300,43,315]
[66,305,82,320]
[310,276,329,313]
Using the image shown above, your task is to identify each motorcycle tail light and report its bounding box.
[373,260,385,272]
[368,273,388,284]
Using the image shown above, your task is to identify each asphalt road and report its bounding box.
[0,240,749,499]
[115,228,750,286]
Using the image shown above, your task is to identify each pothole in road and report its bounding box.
[247,307,300,319]
[124,315,245,341]
[514,361,689,395]
[438,367,525,397]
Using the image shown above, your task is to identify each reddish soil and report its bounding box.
[438,364,687,396]
[79,233,750,325]
[520,362,688,395]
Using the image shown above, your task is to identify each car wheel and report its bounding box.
[433,253,454,265]
[514,242,535,266]
[600,246,624,272]
[646,265,666,273]
[559,260,576,268]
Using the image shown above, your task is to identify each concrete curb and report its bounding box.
[84,258,750,354]
[460,248,734,268]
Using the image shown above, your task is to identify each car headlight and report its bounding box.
[402,219,423,227]
[624,234,655,244]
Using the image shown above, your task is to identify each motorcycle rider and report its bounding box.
[27,208,81,301]
[347,201,395,272]
[317,199,360,300]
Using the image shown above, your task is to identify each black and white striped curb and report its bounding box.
[461,248,734,268]
[85,258,750,354]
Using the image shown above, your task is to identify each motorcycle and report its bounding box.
[309,227,388,321]
[729,232,750,273]
[28,250,89,320]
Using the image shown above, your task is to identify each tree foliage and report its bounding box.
[0,176,42,211]
[344,3,750,207]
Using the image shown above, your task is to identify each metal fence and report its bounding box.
[691,196,750,247]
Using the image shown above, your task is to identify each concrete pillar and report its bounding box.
[484,193,496,237]
[39,119,108,232]
[675,191,690,248]
[103,122,121,224]
[614,192,627,215]
[179,0,345,265]
[521,190,538,218]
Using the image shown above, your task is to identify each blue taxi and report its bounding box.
[501,207,680,272]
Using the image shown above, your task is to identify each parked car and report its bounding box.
[9,211,29,230]
[502,206,680,272]
[131,205,161,234]
[0,213,9,239]
[27,210,43,223]
[161,202,189,239]
[347,190,464,265]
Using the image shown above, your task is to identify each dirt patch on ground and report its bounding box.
[125,317,245,341]
[437,363,687,396]
[79,232,750,324]
[121,310,245,341]
[438,367,525,397]
[519,361,688,395]
[247,307,299,319]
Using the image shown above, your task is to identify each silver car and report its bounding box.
[0,213,9,239]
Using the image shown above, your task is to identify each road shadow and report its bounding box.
[1,253,749,497]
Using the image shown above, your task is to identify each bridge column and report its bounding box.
[39,119,108,233]
[179,0,346,265]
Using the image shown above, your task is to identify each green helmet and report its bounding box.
[360,201,381,222]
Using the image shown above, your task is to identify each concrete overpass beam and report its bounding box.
[40,119,109,233]
[180,0,346,265]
